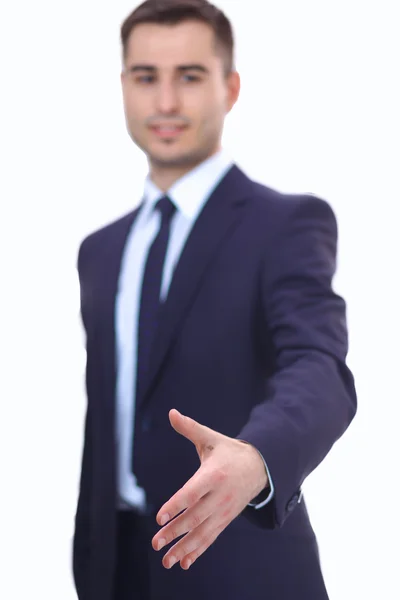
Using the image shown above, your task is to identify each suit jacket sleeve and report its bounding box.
[238,195,357,529]
[72,239,93,600]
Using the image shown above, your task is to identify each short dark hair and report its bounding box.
[120,0,235,76]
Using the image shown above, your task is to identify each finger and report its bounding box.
[156,467,212,526]
[180,532,221,570]
[162,517,224,570]
[169,409,214,447]
[180,533,220,570]
[152,491,213,551]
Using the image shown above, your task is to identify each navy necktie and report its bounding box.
[135,195,176,408]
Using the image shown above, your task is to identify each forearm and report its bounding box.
[239,349,356,528]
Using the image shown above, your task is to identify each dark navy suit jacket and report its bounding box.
[72,165,357,600]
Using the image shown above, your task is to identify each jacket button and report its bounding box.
[286,493,300,513]
[141,417,153,432]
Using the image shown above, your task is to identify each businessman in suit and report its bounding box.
[72,1,357,599]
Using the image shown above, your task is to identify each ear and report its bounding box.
[226,70,241,113]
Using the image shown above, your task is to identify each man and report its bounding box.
[72,1,357,599]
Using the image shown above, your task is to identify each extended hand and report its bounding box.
[152,409,268,570]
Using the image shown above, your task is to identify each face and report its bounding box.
[121,20,240,174]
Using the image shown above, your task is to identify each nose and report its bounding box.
[156,81,180,114]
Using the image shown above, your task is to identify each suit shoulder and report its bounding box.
[77,208,138,268]
[252,181,333,212]
[80,209,138,250]
[249,179,336,221]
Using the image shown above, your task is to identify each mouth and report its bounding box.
[150,125,187,139]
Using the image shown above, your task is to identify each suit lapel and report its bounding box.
[141,165,252,405]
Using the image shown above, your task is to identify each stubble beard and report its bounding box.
[129,120,221,172]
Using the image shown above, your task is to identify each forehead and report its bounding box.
[125,20,219,67]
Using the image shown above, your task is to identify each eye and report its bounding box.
[182,74,201,83]
[136,75,155,84]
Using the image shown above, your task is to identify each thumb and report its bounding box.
[169,409,213,448]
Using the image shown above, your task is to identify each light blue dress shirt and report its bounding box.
[115,148,274,511]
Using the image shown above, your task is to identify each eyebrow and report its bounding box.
[127,64,209,74]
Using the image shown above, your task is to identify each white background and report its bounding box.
[1,1,399,598]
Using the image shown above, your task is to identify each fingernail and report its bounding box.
[168,557,177,569]
[160,513,170,526]
[157,538,166,551]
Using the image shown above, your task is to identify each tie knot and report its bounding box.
[156,195,176,223]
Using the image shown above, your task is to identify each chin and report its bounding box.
[147,145,212,169]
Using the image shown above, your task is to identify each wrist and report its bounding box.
[239,440,269,496]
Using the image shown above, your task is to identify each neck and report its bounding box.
[148,147,222,192]
[149,166,194,193]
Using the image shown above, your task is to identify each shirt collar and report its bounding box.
[141,148,234,223]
